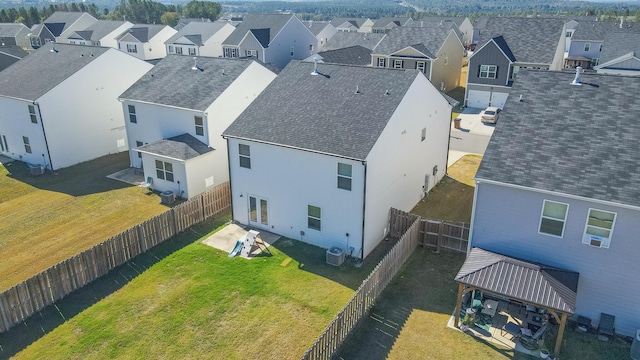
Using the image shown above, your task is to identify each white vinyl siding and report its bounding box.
[539,200,569,237]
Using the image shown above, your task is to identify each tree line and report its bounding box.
[0,0,222,28]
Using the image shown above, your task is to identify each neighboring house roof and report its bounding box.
[120,55,264,111]
[372,26,455,58]
[491,35,516,62]
[412,16,466,27]
[67,20,128,42]
[324,32,384,51]
[302,21,332,37]
[313,45,372,66]
[0,23,29,38]
[456,247,579,314]
[474,17,566,64]
[476,69,640,208]
[222,13,293,46]
[137,134,213,161]
[175,18,212,31]
[165,21,229,46]
[571,20,638,41]
[0,43,109,101]
[119,24,167,42]
[330,18,369,29]
[0,45,28,58]
[224,61,422,160]
[371,17,411,29]
[41,11,91,36]
[598,31,640,64]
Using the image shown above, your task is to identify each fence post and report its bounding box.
[437,221,444,253]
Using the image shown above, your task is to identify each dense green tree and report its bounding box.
[182,1,222,21]
[161,11,179,27]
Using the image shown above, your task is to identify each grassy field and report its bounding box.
[2,212,391,359]
[0,153,169,291]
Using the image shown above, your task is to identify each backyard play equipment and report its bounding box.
[228,230,271,258]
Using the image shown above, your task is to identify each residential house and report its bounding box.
[175,18,212,31]
[28,12,98,49]
[116,24,177,61]
[65,20,133,49]
[0,23,31,49]
[0,43,153,170]
[305,45,372,66]
[330,18,373,33]
[412,16,474,47]
[323,32,384,51]
[0,45,27,72]
[223,61,452,259]
[594,32,640,76]
[565,20,639,69]
[469,69,640,337]
[302,21,337,51]
[222,14,317,69]
[371,17,412,34]
[118,56,276,198]
[465,17,567,108]
[372,26,465,92]
[165,21,235,58]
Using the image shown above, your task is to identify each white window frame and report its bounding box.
[28,105,37,124]
[245,49,257,57]
[538,200,569,238]
[416,61,426,73]
[126,44,137,53]
[308,205,321,231]
[393,59,403,69]
[224,48,230,57]
[176,47,183,55]
[23,136,31,154]
[582,208,616,248]
[136,140,143,158]
[231,48,238,58]
[239,144,251,169]
[195,116,204,136]
[479,64,497,79]
[188,47,196,56]
[377,58,386,67]
[584,43,590,52]
[168,45,174,53]
[337,163,352,191]
[155,160,174,182]
[128,105,137,123]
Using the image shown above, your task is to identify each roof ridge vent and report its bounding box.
[310,57,319,75]
[571,66,582,86]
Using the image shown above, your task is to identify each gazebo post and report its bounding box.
[554,312,568,356]
[454,282,464,328]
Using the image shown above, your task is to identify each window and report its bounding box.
[136,141,143,158]
[126,44,137,53]
[584,43,590,52]
[239,144,251,169]
[337,163,352,191]
[28,105,37,123]
[230,48,237,58]
[566,31,572,37]
[188,47,196,55]
[421,127,426,142]
[308,205,321,231]
[309,44,313,52]
[168,45,174,53]
[155,160,174,182]
[479,64,497,79]
[290,46,294,57]
[582,209,616,248]
[539,200,569,237]
[416,61,426,73]
[599,44,602,52]
[1,135,8,152]
[511,65,520,79]
[195,116,204,136]
[377,58,386,67]
[128,105,137,123]
[23,136,31,153]
[393,59,403,69]
[176,47,183,55]
[245,49,257,57]
[224,48,230,57]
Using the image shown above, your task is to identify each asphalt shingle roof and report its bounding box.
[0,23,28,37]
[476,69,640,208]
[314,46,372,66]
[120,55,260,111]
[223,14,293,46]
[165,21,229,45]
[223,61,420,160]
[412,16,466,27]
[324,32,384,51]
[599,31,640,64]
[67,20,127,42]
[120,25,167,42]
[330,18,369,29]
[137,133,213,160]
[0,45,27,58]
[456,248,578,314]
[372,17,411,29]
[302,21,332,36]
[474,17,566,64]
[42,12,90,35]
[571,20,638,41]
[373,26,454,58]
[0,43,108,101]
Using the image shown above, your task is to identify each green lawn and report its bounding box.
[0,153,169,291]
[3,213,388,359]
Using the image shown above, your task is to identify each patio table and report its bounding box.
[481,299,499,317]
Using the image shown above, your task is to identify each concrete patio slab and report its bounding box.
[202,223,281,259]
[107,167,145,185]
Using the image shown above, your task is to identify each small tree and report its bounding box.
[161,11,179,27]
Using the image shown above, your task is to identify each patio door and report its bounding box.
[248,196,269,227]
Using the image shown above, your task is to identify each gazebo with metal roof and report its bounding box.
[453,248,579,356]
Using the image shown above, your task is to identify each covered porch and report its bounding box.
[452,248,579,358]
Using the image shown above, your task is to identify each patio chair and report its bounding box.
[597,313,615,337]
[501,321,521,339]
[519,324,548,350]
[140,176,153,192]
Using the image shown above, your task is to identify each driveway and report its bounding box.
[449,107,495,160]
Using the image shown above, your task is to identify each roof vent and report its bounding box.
[355,85,360,94]
[620,18,624,28]
[571,66,583,86]
[385,89,390,95]
[310,57,319,75]
[50,43,58,53]
[191,57,199,70]
[519,94,523,102]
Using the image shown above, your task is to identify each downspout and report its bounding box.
[445,105,452,175]
[360,160,367,259]
[466,180,480,257]
[428,59,433,81]
[34,102,53,170]
[223,135,235,221]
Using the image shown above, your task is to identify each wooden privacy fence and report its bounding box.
[418,218,469,254]
[301,208,421,360]
[0,181,231,334]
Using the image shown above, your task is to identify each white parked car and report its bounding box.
[481,106,501,124]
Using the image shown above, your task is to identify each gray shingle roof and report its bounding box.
[476,69,640,208]
[330,18,369,29]
[412,16,466,27]
[175,18,212,31]
[492,35,516,62]
[137,133,213,161]
[223,61,421,160]
[475,17,566,64]
[372,17,411,29]
[599,31,640,64]
[165,21,229,46]
[324,32,384,51]
[67,20,127,42]
[372,26,454,58]
[0,45,27,58]
[314,45,372,66]
[0,43,108,101]
[571,21,639,41]
[456,248,578,314]
[302,21,332,36]
[222,14,293,46]
[119,25,167,42]
[0,23,29,37]
[42,12,90,34]
[120,55,261,111]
